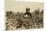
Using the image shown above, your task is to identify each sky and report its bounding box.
[6,0,44,13]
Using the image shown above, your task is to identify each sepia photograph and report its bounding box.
[6,0,44,31]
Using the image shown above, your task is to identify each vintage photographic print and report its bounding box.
[6,0,44,31]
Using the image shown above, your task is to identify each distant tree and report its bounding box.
[6,11,13,17]
[41,10,43,13]
[35,9,39,14]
